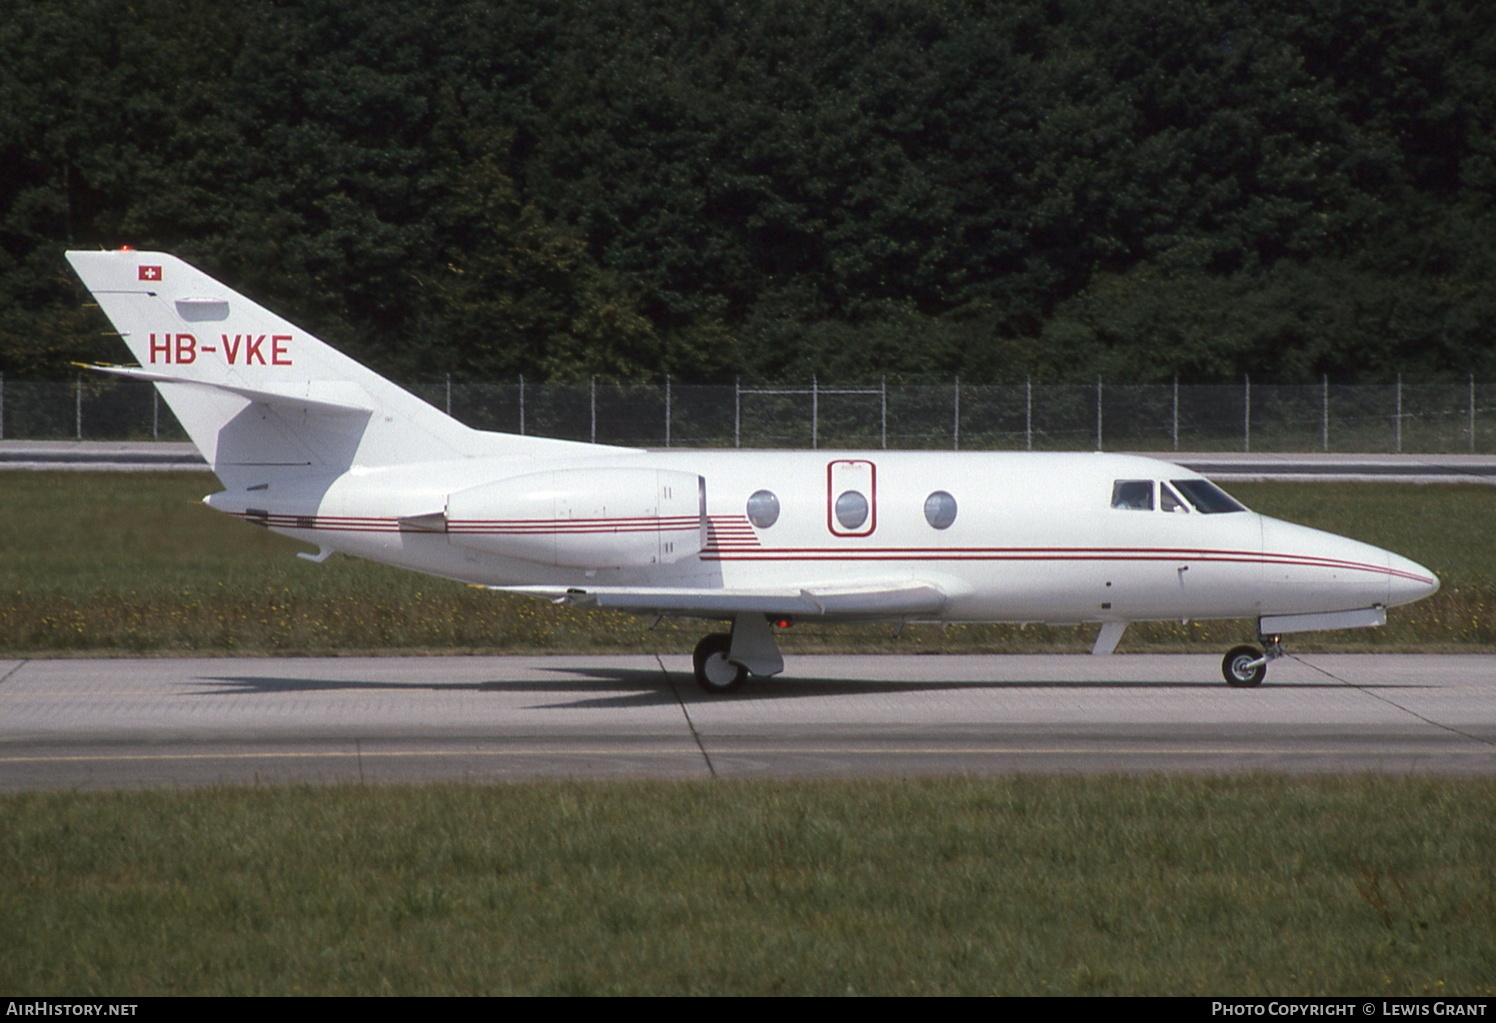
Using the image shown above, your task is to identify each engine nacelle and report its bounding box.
[445,467,704,568]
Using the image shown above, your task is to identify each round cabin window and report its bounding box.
[924,490,957,529]
[834,490,869,530]
[746,490,780,528]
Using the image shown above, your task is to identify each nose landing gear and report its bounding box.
[1221,634,1284,687]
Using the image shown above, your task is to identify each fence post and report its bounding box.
[665,375,671,448]
[880,376,887,450]
[1172,375,1179,451]
[1322,374,1329,452]
[811,375,819,450]
[734,376,741,449]
[590,375,596,444]
[445,373,451,416]
[1243,374,1250,453]
[76,374,83,441]
[1472,373,1477,454]
[1095,377,1103,451]
[153,387,159,440]
[1025,376,1032,451]
[1395,373,1402,453]
[953,376,960,451]
[519,374,526,435]
[1,370,6,441]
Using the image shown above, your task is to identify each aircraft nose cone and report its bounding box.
[1386,552,1440,607]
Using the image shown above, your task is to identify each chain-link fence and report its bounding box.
[4,373,1493,453]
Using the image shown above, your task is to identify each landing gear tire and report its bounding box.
[1222,644,1267,688]
[693,632,746,694]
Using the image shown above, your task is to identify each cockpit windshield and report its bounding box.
[1171,479,1247,514]
[1160,482,1188,513]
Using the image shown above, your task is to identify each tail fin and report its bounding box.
[67,250,607,487]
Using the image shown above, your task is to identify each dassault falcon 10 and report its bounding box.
[67,249,1439,692]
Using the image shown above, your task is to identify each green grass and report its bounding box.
[0,472,683,654]
[2,777,1493,995]
[0,473,1492,654]
[3,482,1493,995]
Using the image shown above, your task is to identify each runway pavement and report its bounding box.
[1,653,1493,787]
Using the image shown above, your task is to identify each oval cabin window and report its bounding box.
[746,490,780,528]
[924,490,957,529]
[834,490,869,530]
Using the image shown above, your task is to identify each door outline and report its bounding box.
[827,459,877,537]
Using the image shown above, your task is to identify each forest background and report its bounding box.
[2,0,1493,387]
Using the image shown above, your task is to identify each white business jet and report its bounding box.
[68,249,1439,692]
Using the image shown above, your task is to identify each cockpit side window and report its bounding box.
[1171,479,1247,514]
[1160,482,1189,513]
[1111,480,1154,511]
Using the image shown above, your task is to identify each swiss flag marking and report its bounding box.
[138,265,162,281]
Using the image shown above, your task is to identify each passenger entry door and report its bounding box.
[827,459,877,537]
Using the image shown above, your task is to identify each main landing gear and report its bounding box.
[691,613,786,694]
[693,633,745,694]
[1221,635,1284,687]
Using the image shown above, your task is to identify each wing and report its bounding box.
[495,579,951,619]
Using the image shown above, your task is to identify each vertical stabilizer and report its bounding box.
[66,249,607,487]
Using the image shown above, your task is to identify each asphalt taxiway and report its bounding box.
[1,653,1493,787]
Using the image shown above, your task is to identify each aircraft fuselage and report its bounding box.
[205,449,1436,629]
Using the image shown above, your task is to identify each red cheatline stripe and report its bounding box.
[450,522,700,536]
[701,542,1382,569]
[449,517,697,528]
[230,512,1429,583]
[700,549,1428,581]
[445,514,697,523]
[236,511,704,537]
[452,527,697,536]
[706,515,762,549]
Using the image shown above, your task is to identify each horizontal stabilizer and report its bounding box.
[79,363,374,416]
[496,580,950,618]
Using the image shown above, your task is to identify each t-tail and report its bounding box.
[66,249,604,489]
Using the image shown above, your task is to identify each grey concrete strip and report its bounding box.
[1139,452,1496,484]
[0,440,207,471]
[5,440,1496,480]
[1,654,1492,787]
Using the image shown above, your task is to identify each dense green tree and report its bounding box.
[1,0,1492,384]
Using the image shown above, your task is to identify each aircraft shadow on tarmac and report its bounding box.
[195,668,1407,712]
[199,670,668,694]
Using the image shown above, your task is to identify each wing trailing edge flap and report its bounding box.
[495,579,951,618]
[79,363,375,417]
